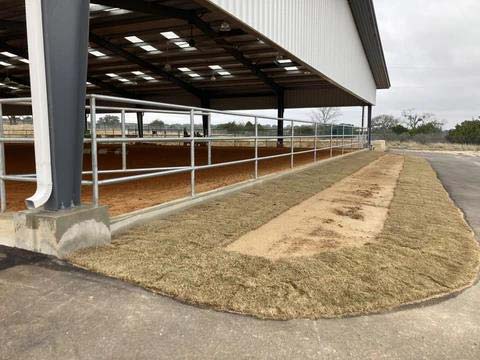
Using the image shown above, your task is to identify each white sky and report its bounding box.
[135,0,480,130]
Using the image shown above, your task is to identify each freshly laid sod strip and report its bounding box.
[69,153,480,320]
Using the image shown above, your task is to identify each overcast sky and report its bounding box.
[140,0,480,130]
[371,0,480,129]
[285,0,480,130]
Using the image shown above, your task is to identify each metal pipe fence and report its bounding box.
[0,95,368,212]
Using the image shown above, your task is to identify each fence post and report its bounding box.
[330,123,334,158]
[190,109,195,197]
[254,117,259,179]
[342,125,345,155]
[290,120,294,169]
[0,103,6,212]
[121,109,127,171]
[90,96,99,206]
[207,113,212,166]
[314,122,318,162]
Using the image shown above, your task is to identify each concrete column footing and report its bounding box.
[13,205,111,259]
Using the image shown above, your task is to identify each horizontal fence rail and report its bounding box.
[0,95,368,212]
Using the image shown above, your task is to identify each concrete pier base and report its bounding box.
[13,206,111,258]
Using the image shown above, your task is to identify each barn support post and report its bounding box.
[201,97,210,137]
[277,90,285,147]
[361,106,365,129]
[207,113,212,165]
[361,106,365,147]
[13,0,111,259]
[137,112,144,138]
[24,0,90,211]
[367,105,373,148]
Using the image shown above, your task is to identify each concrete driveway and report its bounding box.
[1,152,479,360]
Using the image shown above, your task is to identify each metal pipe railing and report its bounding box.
[0,94,368,213]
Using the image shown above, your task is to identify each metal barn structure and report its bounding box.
[0,0,389,257]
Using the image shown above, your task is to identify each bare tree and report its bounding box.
[310,107,342,125]
[401,109,435,130]
[371,114,400,138]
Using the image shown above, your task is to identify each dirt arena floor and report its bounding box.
[3,143,360,216]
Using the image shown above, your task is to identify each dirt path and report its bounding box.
[227,155,404,260]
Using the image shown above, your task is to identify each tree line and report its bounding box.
[372,110,480,144]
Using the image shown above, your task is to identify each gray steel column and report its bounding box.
[137,112,144,138]
[277,90,284,147]
[201,97,210,137]
[37,0,90,210]
[361,106,365,129]
[367,105,373,148]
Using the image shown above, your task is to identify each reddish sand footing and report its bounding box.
[4,144,360,216]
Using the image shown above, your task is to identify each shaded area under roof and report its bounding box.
[0,0,389,111]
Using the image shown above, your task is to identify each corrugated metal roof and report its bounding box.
[348,0,390,89]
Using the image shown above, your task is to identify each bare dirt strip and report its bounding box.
[227,155,404,260]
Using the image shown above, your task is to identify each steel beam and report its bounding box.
[0,40,132,98]
[201,97,210,136]
[90,32,204,99]
[137,112,144,138]
[277,90,285,147]
[25,0,90,210]
[91,0,283,95]
[94,0,195,20]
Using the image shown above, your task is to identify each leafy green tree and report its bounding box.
[98,115,120,126]
[392,124,409,135]
[244,121,255,132]
[409,121,443,136]
[150,120,165,128]
[447,120,480,144]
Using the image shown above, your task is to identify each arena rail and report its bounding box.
[0,95,368,212]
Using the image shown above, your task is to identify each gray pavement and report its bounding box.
[1,152,479,360]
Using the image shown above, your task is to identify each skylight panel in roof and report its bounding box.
[218,71,231,76]
[285,66,299,71]
[117,78,129,82]
[0,61,10,67]
[178,67,191,72]
[209,65,223,70]
[19,58,30,64]
[106,73,118,78]
[174,41,190,49]
[125,36,144,44]
[143,76,155,81]
[132,71,145,76]
[141,45,158,52]
[161,31,180,40]
[277,59,293,64]
[188,73,201,78]
[1,52,16,58]
[89,49,106,57]
[101,6,131,15]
